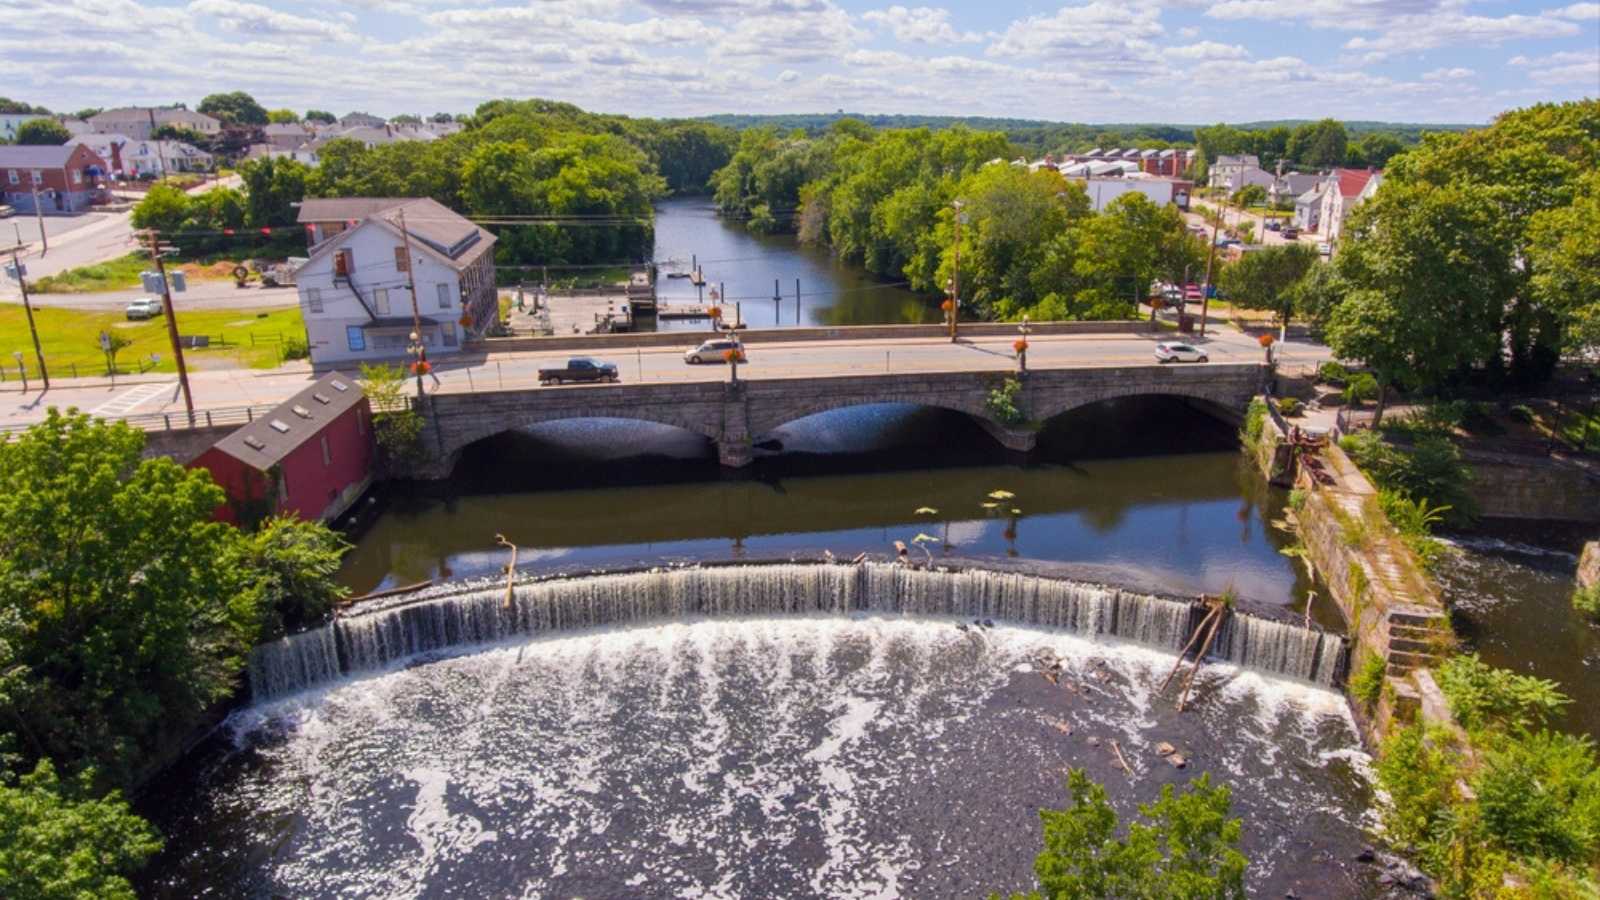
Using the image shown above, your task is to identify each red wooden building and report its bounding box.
[193,372,375,525]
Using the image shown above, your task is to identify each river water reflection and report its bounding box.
[650,196,938,330]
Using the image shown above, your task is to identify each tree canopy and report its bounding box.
[265,108,300,124]
[996,768,1248,899]
[0,760,161,900]
[0,97,50,115]
[16,119,71,146]
[304,109,336,124]
[1286,118,1350,168]
[1219,243,1319,332]
[197,91,268,126]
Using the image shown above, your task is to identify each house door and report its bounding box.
[52,191,62,211]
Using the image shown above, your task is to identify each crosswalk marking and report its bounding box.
[91,381,174,417]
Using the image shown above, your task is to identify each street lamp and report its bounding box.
[1015,316,1031,375]
[407,330,427,401]
[949,199,966,343]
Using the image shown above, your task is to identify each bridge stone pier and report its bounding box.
[406,363,1267,478]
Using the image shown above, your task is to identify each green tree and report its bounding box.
[0,98,50,115]
[1218,243,1318,335]
[265,108,300,124]
[360,364,425,469]
[0,760,162,900]
[1526,169,1600,360]
[150,123,206,145]
[1071,192,1190,316]
[996,768,1247,899]
[0,411,258,787]
[304,109,336,125]
[227,516,350,639]
[71,108,102,120]
[1281,261,1346,334]
[1328,179,1513,419]
[1286,119,1349,167]
[238,155,310,228]
[1231,184,1266,208]
[1347,132,1405,168]
[391,113,422,125]
[16,118,70,146]
[197,91,268,126]
[129,182,190,233]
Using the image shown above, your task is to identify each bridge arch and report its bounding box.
[1031,386,1247,427]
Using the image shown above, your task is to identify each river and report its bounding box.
[649,196,938,330]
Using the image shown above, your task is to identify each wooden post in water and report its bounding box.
[796,278,801,325]
[495,533,519,609]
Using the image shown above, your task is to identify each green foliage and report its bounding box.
[282,334,309,361]
[1286,118,1349,168]
[1339,431,1476,525]
[1276,396,1301,416]
[265,108,299,124]
[996,768,1247,900]
[1375,724,1464,849]
[1377,490,1449,569]
[1436,654,1571,733]
[1287,488,1307,512]
[1350,653,1387,709]
[227,516,350,640]
[1342,372,1378,405]
[304,109,336,125]
[1347,132,1406,168]
[1574,584,1600,621]
[1217,243,1319,330]
[360,363,425,467]
[15,118,70,145]
[1282,262,1348,335]
[0,760,162,900]
[1317,361,1350,385]
[986,378,1027,426]
[1510,403,1537,424]
[0,410,257,787]
[1527,169,1600,361]
[1231,183,1267,207]
[0,97,51,115]
[197,90,268,126]
[1473,730,1600,864]
[150,124,206,145]
[1242,397,1268,443]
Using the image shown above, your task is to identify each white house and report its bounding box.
[1206,154,1260,189]
[119,140,214,177]
[88,107,221,140]
[293,197,498,366]
[1074,175,1193,212]
[244,142,321,167]
[0,113,49,142]
[1294,183,1326,232]
[1318,168,1383,242]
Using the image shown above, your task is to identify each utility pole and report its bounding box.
[8,247,48,389]
[1199,194,1222,337]
[30,179,47,254]
[146,231,194,418]
[950,199,964,342]
[396,210,427,401]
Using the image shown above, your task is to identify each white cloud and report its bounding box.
[1543,2,1600,20]
[862,6,981,44]
[777,68,801,82]
[1421,66,1473,80]
[1166,40,1250,60]
[1509,49,1600,84]
[188,0,358,42]
[987,2,1164,63]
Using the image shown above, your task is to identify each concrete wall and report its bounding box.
[1462,449,1600,523]
[142,424,238,464]
[469,320,1154,355]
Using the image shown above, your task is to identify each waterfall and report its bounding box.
[247,563,1347,701]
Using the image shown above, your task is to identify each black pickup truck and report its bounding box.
[538,357,620,385]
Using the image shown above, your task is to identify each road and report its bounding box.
[0,176,243,302]
[0,325,1330,433]
[1186,199,1327,250]
[19,279,301,311]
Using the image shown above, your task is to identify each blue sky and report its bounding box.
[3,0,1596,123]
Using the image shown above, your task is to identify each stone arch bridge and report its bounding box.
[408,363,1267,478]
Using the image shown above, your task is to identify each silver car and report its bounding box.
[125,298,164,320]
[1154,341,1208,363]
[684,339,746,364]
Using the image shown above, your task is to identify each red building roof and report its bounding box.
[1333,168,1378,198]
[210,372,366,471]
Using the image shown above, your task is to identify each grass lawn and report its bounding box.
[31,252,249,294]
[0,304,306,378]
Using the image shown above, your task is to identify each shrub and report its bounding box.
[1473,730,1600,864]
[1318,361,1351,386]
[1510,403,1536,424]
[359,363,425,467]
[282,335,309,361]
[1350,652,1387,709]
[1340,432,1476,526]
[1287,488,1307,512]
[985,378,1027,426]
[1572,584,1600,621]
[1277,396,1302,417]
[1375,724,1462,849]
[1243,397,1268,443]
[1435,654,1571,733]
[1343,372,1379,405]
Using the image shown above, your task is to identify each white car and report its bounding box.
[1317,242,1333,257]
[1154,341,1208,364]
[684,339,746,364]
[0,204,15,218]
[125,298,163,320]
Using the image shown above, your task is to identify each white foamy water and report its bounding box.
[158,615,1377,899]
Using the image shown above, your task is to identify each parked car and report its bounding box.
[0,204,14,218]
[1280,226,1300,240]
[1154,341,1208,364]
[1317,242,1333,257]
[538,357,618,385]
[1265,220,1281,232]
[1183,284,1204,301]
[125,298,163,320]
[685,339,747,364]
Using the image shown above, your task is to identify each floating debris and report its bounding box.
[1156,741,1177,757]
[987,490,1016,500]
[914,507,939,515]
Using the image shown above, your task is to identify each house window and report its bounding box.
[443,324,457,347]
[394,246,409,272]
[5,170,15,185]
[320,435,332,466]
[346,326,366,352]
[374,288,390,316]
[30,170,42,184]
[436,282,451,309]
[306,288,323,313]
[71,169,82,185]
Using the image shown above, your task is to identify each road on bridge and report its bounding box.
[0,326,1326,433]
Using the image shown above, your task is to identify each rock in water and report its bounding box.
[1156,741,1177,757]
[1166,752,1188,768]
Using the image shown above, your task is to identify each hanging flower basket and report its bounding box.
[1258,333,1276,347]
[458,313,473,328]
[707,305,723,320]
[1013,339,1029,354]
[409,360,432,376]
[1149,297,1166,310]
[722,348,743,363]
[940,299,955,312]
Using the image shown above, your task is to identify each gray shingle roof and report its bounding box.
[210,372,367,470]
[297,197,412,223]
[0,144,79,168]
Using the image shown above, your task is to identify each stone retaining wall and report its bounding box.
[1461,449,1600,523]
[1580,541,1600,590]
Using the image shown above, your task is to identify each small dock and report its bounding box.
[657,303,714,320]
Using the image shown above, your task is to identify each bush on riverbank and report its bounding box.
[1574,584,1600,622]
[1375,656,1600,896]
[1339,431,1476,527]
